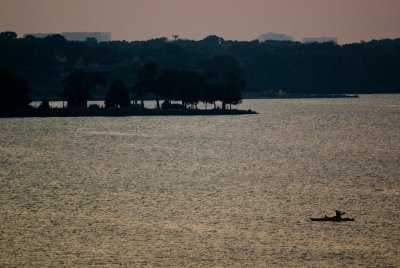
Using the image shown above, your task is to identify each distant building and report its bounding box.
[258,32,294,42]
[62,32,111,42]
[302,37,338,44]
[23,32,112,42]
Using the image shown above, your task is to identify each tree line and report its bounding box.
[0,68,31,110]
[1,31,400,100]
[0,62,245,110]
[62,62,244,109]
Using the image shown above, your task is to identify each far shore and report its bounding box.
[28,92,359,103]
[242,92,359,99]
[29,93,360,103]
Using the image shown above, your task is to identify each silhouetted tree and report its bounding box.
[85,37,98,46]
[221,73,245,109]
[130,84,142,106]
[105,80,130,108]
[156,69,180,101]
[160,70,205,108]
[61,70,106,108]
[154,69,244,109]
[201,35,224,44]
[202,55,243,80]
[23,34,37,40]
[176,71,205,108]
[0,68,31,110]
[202,83,222,109]
[43,34,66,43]
[0,31,17,40]
[154,44,189,69]
[202,71,221,109]
[38,100,50,110]
[134,62,160,108]
[148,37,168,47]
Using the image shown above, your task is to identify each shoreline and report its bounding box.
[242,93,359,99]
[30,94,361,102]
[0,108,258,118]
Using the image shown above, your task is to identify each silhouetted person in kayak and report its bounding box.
[335,210,345,219]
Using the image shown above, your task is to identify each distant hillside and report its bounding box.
[1,32,400,99]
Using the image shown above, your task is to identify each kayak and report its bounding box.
[310,217,355,222]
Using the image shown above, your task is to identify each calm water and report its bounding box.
[1,95,399,267]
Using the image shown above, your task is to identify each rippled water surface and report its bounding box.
[1,95,399,267]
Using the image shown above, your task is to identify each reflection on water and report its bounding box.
[1,95,399,267]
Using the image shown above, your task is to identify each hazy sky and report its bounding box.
[1,0,399,43]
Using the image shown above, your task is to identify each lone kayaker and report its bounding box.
[335,210,345,219]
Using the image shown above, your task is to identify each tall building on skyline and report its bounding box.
[258,32,294,42]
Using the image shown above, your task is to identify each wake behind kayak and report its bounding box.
[310,217,355,222]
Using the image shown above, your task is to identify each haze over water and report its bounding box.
[0,95,399,267]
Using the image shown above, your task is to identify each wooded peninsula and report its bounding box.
[1,31,399,116]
